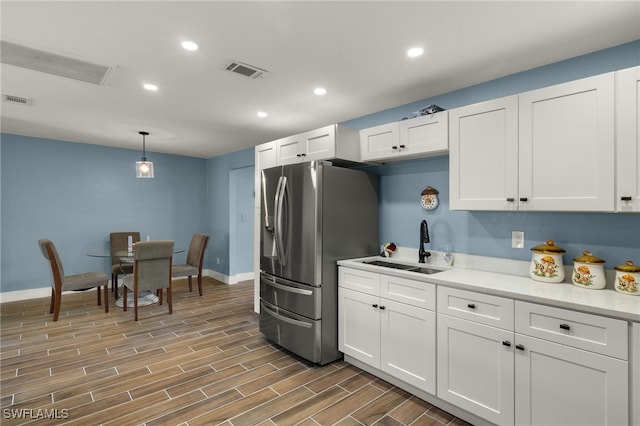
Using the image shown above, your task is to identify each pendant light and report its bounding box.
[135,131,154,178]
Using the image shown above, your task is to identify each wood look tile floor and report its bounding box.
[1,278,471,426]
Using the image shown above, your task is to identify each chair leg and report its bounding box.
[197,274,203,296]
[104,285,109,313]
[97,286,101,306]
[158,289,163,305]
[52,289,61,322]
[167,284,172,315]
[188,276,193,292]
[114,275,119,300]
[123,287,128,312]
[134,289,138,321]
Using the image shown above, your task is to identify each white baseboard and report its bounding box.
[1,270,257,303]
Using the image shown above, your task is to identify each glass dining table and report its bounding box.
[87,247,185,308]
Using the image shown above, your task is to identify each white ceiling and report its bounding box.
[1,1,639,159]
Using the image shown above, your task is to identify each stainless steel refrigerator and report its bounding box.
[260,161,378,364]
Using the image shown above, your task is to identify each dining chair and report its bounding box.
[171,233,209,296]
[122,240,174,321]
[38,239,109,322]
[110,232,140,299]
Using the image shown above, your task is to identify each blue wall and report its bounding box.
[344,40,640,269]
[1,135,207,292]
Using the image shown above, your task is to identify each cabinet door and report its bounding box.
[338,287,380,367]
[437,314,514,425]
[519,73,615,211]
[616,66,640,212]
[449,96,519,210]
[360,122,400,161]
[399,111,448,157]
[515,334,628,426]
[304,125,336,162]
[277,134,305,165]
[381,299,436,393]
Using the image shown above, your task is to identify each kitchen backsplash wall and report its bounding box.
[361,156,638,270]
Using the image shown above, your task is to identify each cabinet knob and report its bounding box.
[399,144,406,149]
[467,303,476,309]
[391,145,398,150]
[559,323,571,331]
[502,341,511,347]
[621,196,632,201]
[372,304,378,308]
[379,306,386,310]
[519,197,528,202]
[506,198,515,202]
[515,344,525,351]
[300,153,306,157]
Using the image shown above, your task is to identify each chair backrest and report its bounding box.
[133,240,174,291]
[38,238,64,284]
[186,234,209,268]
[110,232,141,266]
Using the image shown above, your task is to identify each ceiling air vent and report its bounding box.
[1,40,113,85]
[2,94,33,106]
[224,60,267,79]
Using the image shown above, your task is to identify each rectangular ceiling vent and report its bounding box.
[1,40,113,85]
[224,60,267,79]
[2,94,33,106]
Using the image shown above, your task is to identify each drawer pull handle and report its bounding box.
[506,197,515,202]
[621,196,632,201]
[515,344,525,351]
[467,303,476,309]
[519,197,528,202]
[372,304,378,308]
[559,323,571,331]
[392,145,398,150]
[502,341,511,347]
[380,306,386,310]
[399,144,406,149]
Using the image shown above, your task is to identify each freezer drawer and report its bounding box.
[260,272,321,319]
[260,299,322,363]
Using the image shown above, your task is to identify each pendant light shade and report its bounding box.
[135,131,154,178]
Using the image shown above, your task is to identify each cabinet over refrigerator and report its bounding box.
[259,161,379,364]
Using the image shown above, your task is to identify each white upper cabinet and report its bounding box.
[616,66,640,212]
[451,73,616,212]
[518,72,615,211]
[360,111,448,162]
[276,124,360,166]
[449,96,519,211]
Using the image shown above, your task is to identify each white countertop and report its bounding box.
[338,253,640,322]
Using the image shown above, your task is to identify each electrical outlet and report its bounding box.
[512,231,525,249]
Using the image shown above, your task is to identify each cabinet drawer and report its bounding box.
[380,274,435,310]
[437,287,514,330]
[339,267,380,296]
[515,301,628,359]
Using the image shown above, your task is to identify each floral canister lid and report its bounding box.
[573,251,605,264]
[531,240,565,254]
[615,260,640,272]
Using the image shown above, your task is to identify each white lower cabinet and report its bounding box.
[338,268,436,393]
[514,333,628,426]
[339,270,632,426]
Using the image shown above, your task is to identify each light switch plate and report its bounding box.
[512,231,524,249]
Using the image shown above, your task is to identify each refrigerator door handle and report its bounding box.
[275,175,287,265]
[262,302,313,328]
[266,280,313,296]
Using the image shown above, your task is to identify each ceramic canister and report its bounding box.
[530,240,566,283]
[572,251,606,289]
[614,260,640,296]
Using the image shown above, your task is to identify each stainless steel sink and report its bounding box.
[362,259,443,275]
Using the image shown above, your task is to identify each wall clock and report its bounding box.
[420,186,439,210]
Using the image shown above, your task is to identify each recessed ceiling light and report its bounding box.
[181,41,198,51]
[407,47,424,58]
[143,83,158,91]
[257,111,268,118]
[314,87,327,96]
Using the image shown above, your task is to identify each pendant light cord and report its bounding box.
[139,131,149,161]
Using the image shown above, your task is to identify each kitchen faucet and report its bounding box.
[419,219,431,263]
